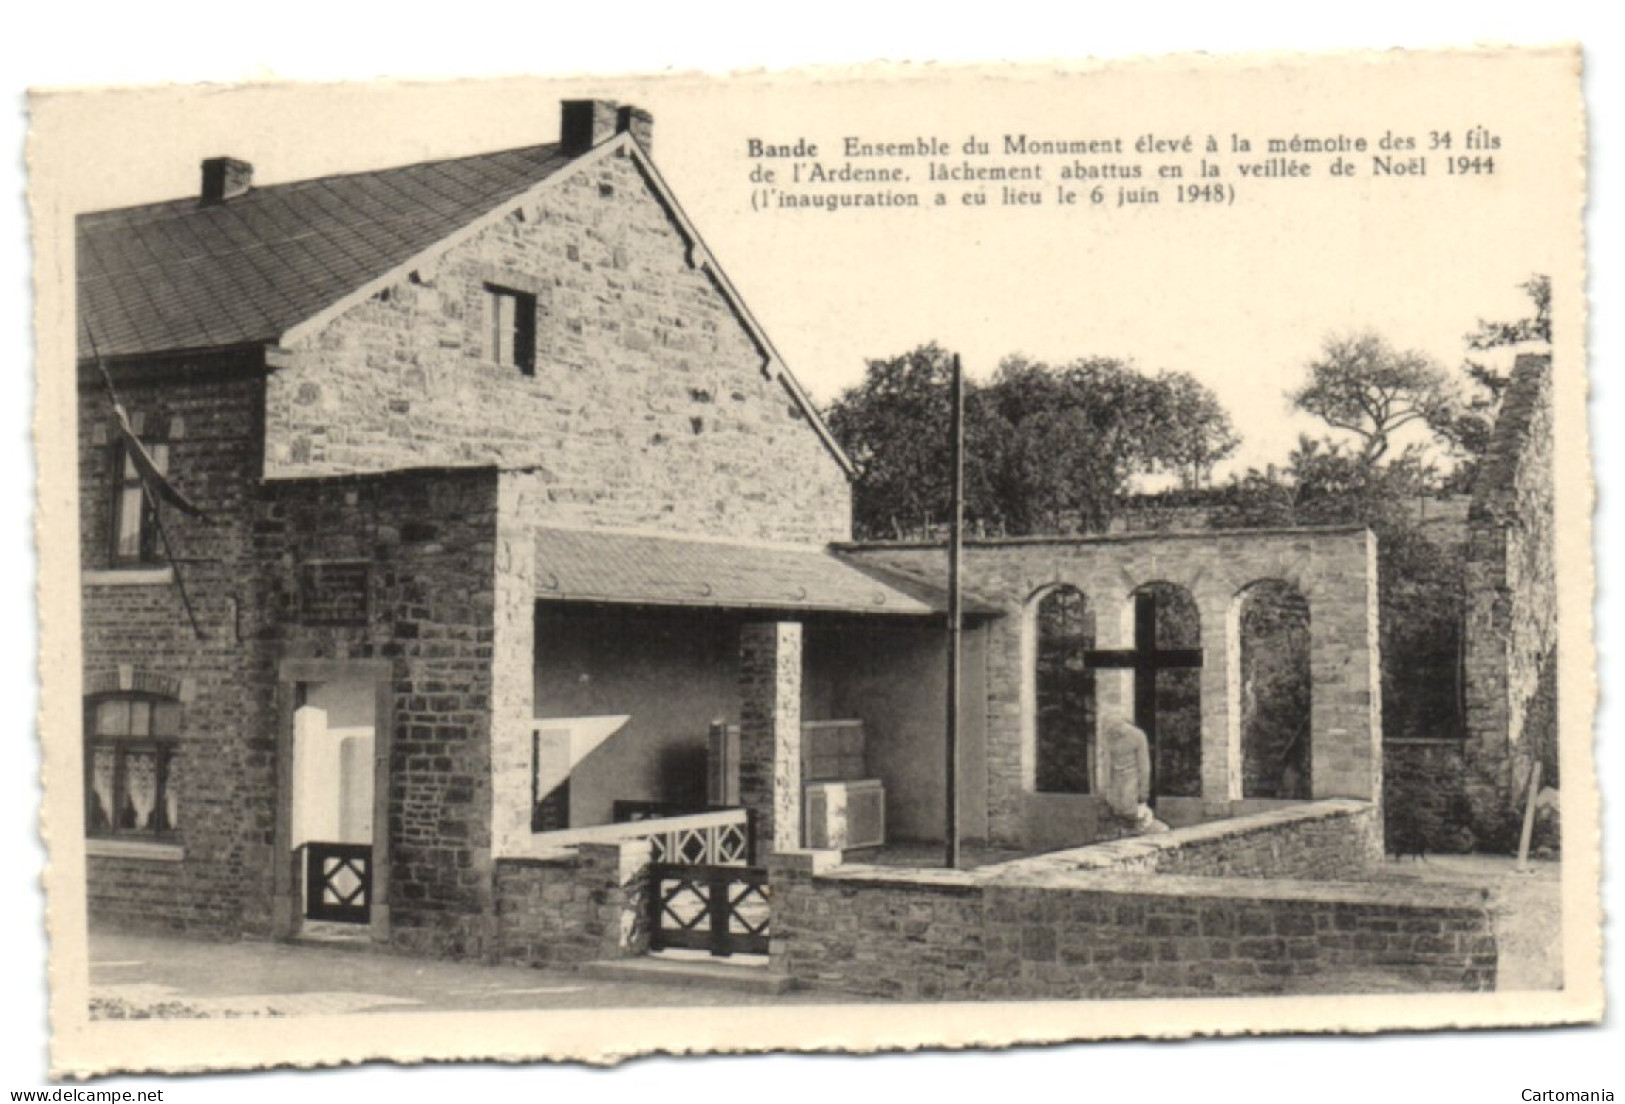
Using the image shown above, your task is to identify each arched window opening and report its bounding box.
[1238,580,1312,799]
[1034,586,1095,794]
[1132,583,1203,798]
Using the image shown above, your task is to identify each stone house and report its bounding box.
[77,98,1383,963]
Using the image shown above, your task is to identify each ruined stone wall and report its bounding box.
[771,850,1494,1000]
[79,363,279,936]
[1462,354,1557,835]
[266,146,851,546]
[1383,739,1472,854]
[842,529,1381,849]
[493,840,650,967]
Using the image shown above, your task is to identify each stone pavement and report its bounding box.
[88,930,855,1019]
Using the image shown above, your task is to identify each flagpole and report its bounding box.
[139,474,206,641]
[945,353,964,870]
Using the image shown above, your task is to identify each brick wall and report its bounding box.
[266,146,851,546]
[80,361,280,936]
[80,358,517,949]
[493,840,651,967]
[842,528,1381,848]
[771,850,1494,1000]
[1463,354,1556,834]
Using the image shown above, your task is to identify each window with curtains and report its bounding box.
[86,695,181,839]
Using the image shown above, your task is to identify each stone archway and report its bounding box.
[1234,579,1312,800]
[1029,585,1096,795]
[1085,582,1203,799]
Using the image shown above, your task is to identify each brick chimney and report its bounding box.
[200,157,253,203]
[559,100,620,154]
[616,105,653,154]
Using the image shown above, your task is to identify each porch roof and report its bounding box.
[532,527,1000,618]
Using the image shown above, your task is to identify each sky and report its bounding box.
[5,3,1620,1098]
[29,54,1575,478]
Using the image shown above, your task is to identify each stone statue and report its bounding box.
[1102,711,1170,835]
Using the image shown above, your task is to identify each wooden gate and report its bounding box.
[305,842,372,924]
[647,862,770,957]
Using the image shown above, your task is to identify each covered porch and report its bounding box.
[489,526,1003,867]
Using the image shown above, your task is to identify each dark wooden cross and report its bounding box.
[1083,590,1204,794]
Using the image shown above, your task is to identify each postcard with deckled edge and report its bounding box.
[29,45,1596,1077]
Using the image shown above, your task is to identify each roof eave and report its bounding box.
[76,340,273,376]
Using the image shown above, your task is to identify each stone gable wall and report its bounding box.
[266,147,851,546]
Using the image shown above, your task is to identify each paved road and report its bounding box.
[90,855,1560,1017]
[88,931,847,1018]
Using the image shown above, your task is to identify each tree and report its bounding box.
[1289,332,1454,463]
[1434,274,1552,483]
[824,343,964,540]
[1150,370,1241,489]
[1464,273,1551,399]
[826,344,1240,540]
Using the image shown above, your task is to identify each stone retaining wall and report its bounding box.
[770,850,1495,1000]
[984,800,1384,882]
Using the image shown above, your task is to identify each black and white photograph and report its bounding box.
[11,25,1613,1096]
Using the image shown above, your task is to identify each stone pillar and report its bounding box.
[579,840,653,960]
[1204,587,1240,811]
[739,622,804,856]
[1090,594,1137,792]
[490,474,540,859]
[1309,531,1384,804]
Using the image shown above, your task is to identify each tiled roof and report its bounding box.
[533,527,999,618]
[77,143,576,360]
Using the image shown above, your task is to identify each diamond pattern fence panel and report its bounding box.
[648,862,770,957]
[305,842,372,924]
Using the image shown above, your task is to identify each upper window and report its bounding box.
[486,285,537,375]
[111,440,168,566]
[86,694,182,839]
